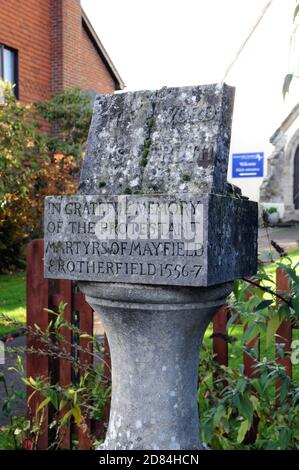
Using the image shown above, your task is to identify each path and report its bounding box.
[258,225,299,253]
[0,336,25,426]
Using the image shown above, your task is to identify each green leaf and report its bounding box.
[36,396,51,414]
[28,376,38,388]
[48,389,59,410]
[255,299,273,311]
[59,399,67,411]
[266,311,281,348]
[280,379,289,403]
[233,280,240,301]
[249,395,259,413]
[282,74,293,99]
[278,303,290,321]
[60,409,73,426]
[235,377,247,394]
[243,322,259,344]
[237,395,253,424]
[292,298,299,319]
[202,416,215,443]
[58,301,67,315]
[279,428,291,449]
[72,404,81,426]
[237,420,250,444]
[213,404,226,427]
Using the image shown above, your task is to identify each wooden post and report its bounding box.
[242,279,260,444]
[92,334,111,441]
[276,267,292,379]
[243,279,260,378]
[75,289,94,450]
[26,240,102,449]
[212,306,229,367]
[57,279,73,449]
[103,333,111,427]
[243,327,260,378]
[26,240,50,450]
[46,278,73,449]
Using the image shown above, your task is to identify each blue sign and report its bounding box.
[232,152,264,178]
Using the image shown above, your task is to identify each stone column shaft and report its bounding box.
[79,282,232,450]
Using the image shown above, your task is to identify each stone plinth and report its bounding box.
[44,193,257,286]
[43,83,258,451]
[79,281,232,450]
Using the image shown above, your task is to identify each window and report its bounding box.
[0,45,18,98]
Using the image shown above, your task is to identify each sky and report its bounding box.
[81,0,296,200]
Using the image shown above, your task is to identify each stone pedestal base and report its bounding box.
[79,282,232,450]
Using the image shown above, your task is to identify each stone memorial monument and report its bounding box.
[44,84,258,450]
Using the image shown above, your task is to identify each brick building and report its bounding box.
[0,0,124,103]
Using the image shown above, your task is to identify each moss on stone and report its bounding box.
[147,116,155,128]
[181,173,191,182]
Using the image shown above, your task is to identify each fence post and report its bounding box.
[212,306,229,366]
[75,287,94,450]
[26,241,102,449]
[243,279,260,378]
[103,334,111,426]
[91,333,111,441]
[26,239,50,450]
[57,279,73,449]
[243,328,260,378]
[276,267,292,380]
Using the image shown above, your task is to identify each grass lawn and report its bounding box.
[0,271,26,337]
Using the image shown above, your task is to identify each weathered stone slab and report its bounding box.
[78,84,234,196]
[44,193,257,287]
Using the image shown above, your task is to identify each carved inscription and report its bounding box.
[44,195,208,286]
[44,193,258,286]
[149,142,214,167]
[158,104,218,125]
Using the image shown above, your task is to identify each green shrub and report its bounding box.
[199,257,299,449]
[0,304,108,450]
[0,82,92,272]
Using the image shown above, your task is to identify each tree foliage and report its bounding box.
[0,82,92,271]
[34,88,93,159]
